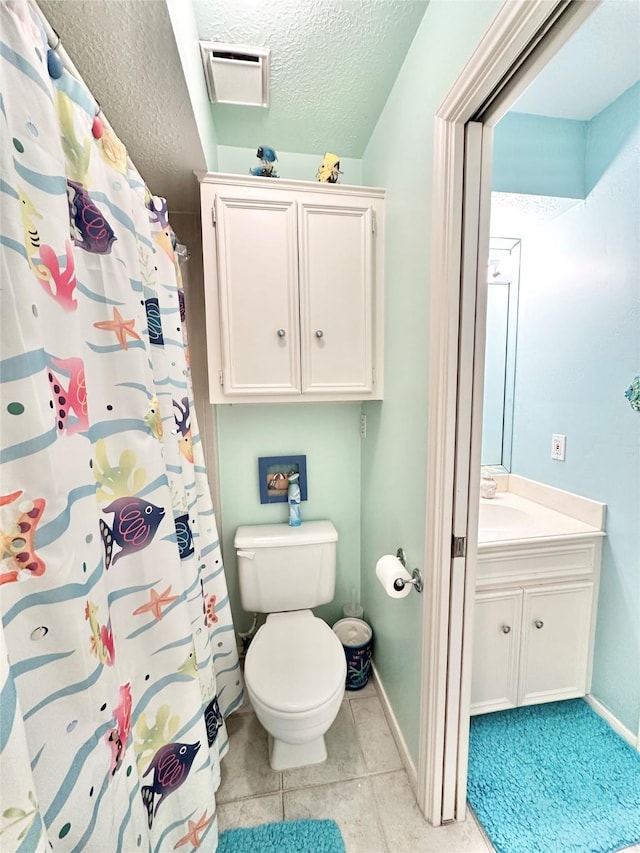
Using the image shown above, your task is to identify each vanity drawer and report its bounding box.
[476,537,601,588]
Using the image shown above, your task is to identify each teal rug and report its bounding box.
[217,819,345,853]
[468,699,640,853]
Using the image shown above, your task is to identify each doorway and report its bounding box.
[466,0,640,838]
[419,0,611,827]
[422,0,640,829]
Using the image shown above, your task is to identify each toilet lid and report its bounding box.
[245,612,346,713]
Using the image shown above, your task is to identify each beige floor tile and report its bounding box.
[371,771,492,853]
[345,678,378,700]
[282,703,367,790]
[217,713,281,803]
[217,792,283,832]
[351,695,403,773]
[284,777,387,853]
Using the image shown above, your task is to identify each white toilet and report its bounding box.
[234,520,346,771]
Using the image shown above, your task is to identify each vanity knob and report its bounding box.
[502,625,511,634]
[315,329,324,338]
[534,620,544,629]
[277,329,286,338]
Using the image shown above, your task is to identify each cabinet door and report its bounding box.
[519,582,593,706]
[470,589,522,715]
[298,201,374,394]
[215,194,300,395]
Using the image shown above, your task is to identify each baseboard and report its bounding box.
[584,694,639,752]
[371,664,418,791]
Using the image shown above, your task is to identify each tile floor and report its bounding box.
[217,679,640,853]
[216,679,492,852]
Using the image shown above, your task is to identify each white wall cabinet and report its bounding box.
[198,173,385,403]
[470,537,602,715]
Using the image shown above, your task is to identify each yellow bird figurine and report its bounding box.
[317,152,342,183]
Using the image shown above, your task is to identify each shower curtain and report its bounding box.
[0,2,242,850]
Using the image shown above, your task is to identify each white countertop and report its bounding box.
[477,475,606,546]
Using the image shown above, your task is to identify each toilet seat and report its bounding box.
[245,610,346,714]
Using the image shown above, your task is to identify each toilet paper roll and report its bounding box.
[376,555,412,599]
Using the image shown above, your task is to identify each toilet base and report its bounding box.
[268,734,327,771]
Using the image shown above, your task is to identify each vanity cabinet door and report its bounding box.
[518,582,593,706]
[470,589,522,715]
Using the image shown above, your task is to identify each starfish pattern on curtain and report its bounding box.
[0,2,243,850]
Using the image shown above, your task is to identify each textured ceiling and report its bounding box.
[37,0,206,212]
[36,0,427,210]
[193,0,429,157]
[33,0,639,218]
[513,0,640,120]
[490,193,580,239]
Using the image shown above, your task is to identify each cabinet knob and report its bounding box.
[315,329,324,338]
[534,620,544,629]
[277,329,286,338]
[502,625,511,634]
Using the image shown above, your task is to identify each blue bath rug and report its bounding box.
[217,818,345,853]
[467,699,640,853]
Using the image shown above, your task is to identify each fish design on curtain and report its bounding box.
[0,2,243,850]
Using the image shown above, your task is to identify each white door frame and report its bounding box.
[418,0,601,825]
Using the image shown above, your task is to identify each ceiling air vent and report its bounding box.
[199,42,270,108]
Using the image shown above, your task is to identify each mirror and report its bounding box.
[481,237,520,471]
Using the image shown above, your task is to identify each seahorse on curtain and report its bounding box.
[105,683,132,776]
[146,196,175,262]
[172,397,193,463]
[17,188,78,310]
[84,601,115,665]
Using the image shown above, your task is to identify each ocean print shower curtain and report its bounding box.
[0,2,242,850]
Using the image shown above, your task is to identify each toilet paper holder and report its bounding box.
[394,548,424,594]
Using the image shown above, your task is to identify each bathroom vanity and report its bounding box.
[198,173,385,404]
[470,476,606,715]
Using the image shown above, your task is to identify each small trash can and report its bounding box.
[333,618,373,691]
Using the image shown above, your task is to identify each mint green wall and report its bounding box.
[166,0,218,170]
[360,0,501,764]
[492,84,640,201]
[217,146,363,185]
[216,404,363,634]
[213,144,364,637]
[493,113,587,198]
[586,82,640,194]
[509,91,640,733]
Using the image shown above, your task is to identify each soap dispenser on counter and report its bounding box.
[480,467,498,499]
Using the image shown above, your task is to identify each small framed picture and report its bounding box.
[258,455,308,504]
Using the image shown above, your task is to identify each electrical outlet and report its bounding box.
[551,434,566,461]
[360,414,367,439]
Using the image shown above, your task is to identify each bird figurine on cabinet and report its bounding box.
[316,152,342,183]
[250,145,278,177]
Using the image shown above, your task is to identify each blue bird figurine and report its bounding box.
[250,145,279,178]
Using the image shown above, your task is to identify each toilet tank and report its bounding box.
[234,520,338,612]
